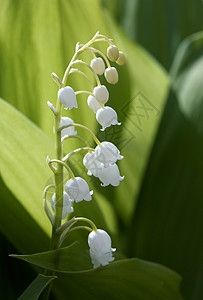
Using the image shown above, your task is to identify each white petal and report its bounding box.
[95,141,123,165]
[96,106,121,131]
[83,152,104,177]
[51,192,73,220]
[58,86,78,110]
[90,57,105,75]
[104,67,119,84]
[93,85,109,104]
[65,177,92,202]
[98,164,124,187]
[60,117,77,138]
[88,229,116,268]
[107,45,119,62]
[87,95,101,113]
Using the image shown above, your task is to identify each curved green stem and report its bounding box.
[59,123,101,146]
[69,225,92,233]
[49,159,75,179]
[71,60,101,86]
[83,46,111,68]
[75,90,94,97]
[69,68,94,90]
[62,147,94,162]
[61,135,91,147]
[75,217,97,231]
[43,185,55,225]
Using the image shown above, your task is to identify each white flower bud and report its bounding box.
[104,67,119,84]
[116,51,126,66]
[90,57,105,75]
[60,117,77,139]
[107,45,119,62]
[98,163,124,187]
[51,192,73,220]
[93,85,109,104]
[88,229,116,268]
[83,152,104,177]
[87,95,101,113]
[58,86,78,110]
[94,142,123,166]
[96,106,121,131]
[65,177,93,203]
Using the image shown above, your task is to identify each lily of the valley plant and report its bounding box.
[42,32,126,296]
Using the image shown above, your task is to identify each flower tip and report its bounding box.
[90,190,93,196]
[101,183,109,187]
[120,176,125,181]
[46,155,50,163]
[118,155,123,160]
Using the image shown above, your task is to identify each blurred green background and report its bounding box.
[0,0,203,299]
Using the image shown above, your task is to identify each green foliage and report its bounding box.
[11,242,92,273]
[0,0,202,299]
[128,32,203,300]
[117,0,203,69]
[11,245,183,300]
[57,259,183,300]
[18,274,56,300]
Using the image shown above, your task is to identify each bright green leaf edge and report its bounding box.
[11,242,183,299]
[18,274,57,300]
[10,242,93,273]
[58,258,183,300]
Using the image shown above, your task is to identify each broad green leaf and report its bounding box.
[54,258,183,300]
[100,10,169,224]
[0,176,49,253]
[18,274,56,300]
[12,242,183,299]
[11,242,92,273]
[118,0,203,69]
[0,98,54,238]
[128,33,203,300]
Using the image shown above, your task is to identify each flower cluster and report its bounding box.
[56,32,126,131]
[44,32,126,269]
[83,142,124,187]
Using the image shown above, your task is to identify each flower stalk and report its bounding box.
[42,32,126,299]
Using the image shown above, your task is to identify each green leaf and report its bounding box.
[55,259,183,300]
[128,33,203,300]
[0,98,55,238]
[11,242,92,273]
[18,274,56,300]
[0,176,49,253]
[100,10,169,224]
[118,0,203,69]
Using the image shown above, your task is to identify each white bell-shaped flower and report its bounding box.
[51,192,73,220]
[93,85,109,104]
[88,229,116,268]
[116,51,126,66]
[83,152,104,177]
[94,141,123,166]
[104,67,119,84]
[58,86,78,110]
[96,106,121,131]
[60,117,77,139]
[98,163,124,187]
[65,177,93,203]
[107,45,119,62]
[87,95,101,113]
[90,57,105,75]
